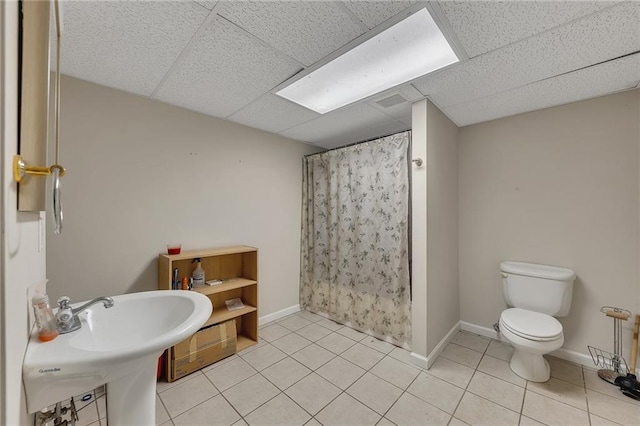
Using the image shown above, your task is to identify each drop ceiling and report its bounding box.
[54,1,640,149]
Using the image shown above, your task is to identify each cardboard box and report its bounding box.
[170,320,237,381]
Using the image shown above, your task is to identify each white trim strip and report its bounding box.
[259,304,300,326]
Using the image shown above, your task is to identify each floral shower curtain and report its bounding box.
[300,131,411,347]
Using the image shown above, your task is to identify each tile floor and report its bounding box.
[79,311,640,425]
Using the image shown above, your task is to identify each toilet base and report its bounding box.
[510,349,550,382]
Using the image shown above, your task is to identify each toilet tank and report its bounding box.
[501,261,576,317]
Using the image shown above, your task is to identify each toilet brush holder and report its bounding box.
[588,306,631,384]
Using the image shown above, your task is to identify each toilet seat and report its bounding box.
[500,308,563,342]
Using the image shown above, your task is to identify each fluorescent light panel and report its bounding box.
[276,8,458,114]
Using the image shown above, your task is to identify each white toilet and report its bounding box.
[499,261,576,382]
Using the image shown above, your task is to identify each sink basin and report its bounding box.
[23,290,212,424]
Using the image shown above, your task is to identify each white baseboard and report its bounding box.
[411,321,461,370]
[427,321,462,369]
[259,304,300,326]
[460,321,503,341]
[460,321,597,370]
[409,352,429,370]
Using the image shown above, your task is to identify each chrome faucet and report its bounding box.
[55,296,114,334]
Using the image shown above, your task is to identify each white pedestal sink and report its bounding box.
[23,290,212,425]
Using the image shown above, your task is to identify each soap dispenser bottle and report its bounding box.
[192,258,205,288]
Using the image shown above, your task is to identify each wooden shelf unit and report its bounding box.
[158,245,258,378]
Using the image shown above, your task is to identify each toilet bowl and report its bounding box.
[499,308,564,382]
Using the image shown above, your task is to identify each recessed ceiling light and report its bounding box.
[275,8,459,114]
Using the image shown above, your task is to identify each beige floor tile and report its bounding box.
[232,420,248,426]
[240,344,287,371]
[156,371,203,394]
[376,418,396,426]
[238,338,268,355]
[337,326,367,342]
[316,356,366,390]
[285,373,341,415]
[244,393,311,426]
[428,356,475,389]
[485,340,514,362]
[451,331,491,353]
[295,310,324,323]
[316,318,344,331]
[522,390,589,426]
[316,393,381,426]
[304,419,322,426]
[448,417,470,426]
[547,356,584,386]
[347,372,403,415]
[159,374,219,418]
[360,336,397,354]
[291,343,336,370]
[441,343,483,369]
[279,315,312,331]
[477,355,526,387]
[96,395,107,421]
[296,323,333,342]
[370,356,421,390]
[158,421,173,426]
[271,333,312,355]
[341,343,386,370]
[259,323,291,342]
[584,369,633,403]
[466,370,524,412]
[172,394,240,426]
[316,332,357,355]
[518,416,545,425]
[590,413,623,425]
[76,402,99,426]
[454,392,519,425]
[406,371,464,414]
[261,357,312,390]
[527,377,587,410]
[155,394,170,425]
[388,347,413,365]
[222,374,280,416]
[205,357,258,391]
[586,388,640,425]
[386,392,451,426]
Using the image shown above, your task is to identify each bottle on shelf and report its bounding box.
[192,258,205,288]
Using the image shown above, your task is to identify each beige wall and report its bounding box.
[411,99,460,362]
[411,100,428,359]
[46,76,320,318]
[426,100,459,353]
[1,2,44,423]
[459,90,640,357]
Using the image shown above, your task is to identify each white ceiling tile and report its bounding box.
[280,103,406,147]
[342,1,415,29]
[228,94,320,134]
[438,0,618,57]
[56,1,208,96]
[218,1,364,66]
[193,0,218,11]
[444,53,640,126]
[414,2,640,109]
[154,16,302,119]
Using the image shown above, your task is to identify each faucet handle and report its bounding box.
[57,296,71,309]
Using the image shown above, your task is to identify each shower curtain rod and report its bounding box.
[304,129,411,158]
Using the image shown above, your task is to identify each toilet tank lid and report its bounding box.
[501,261,576,281]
